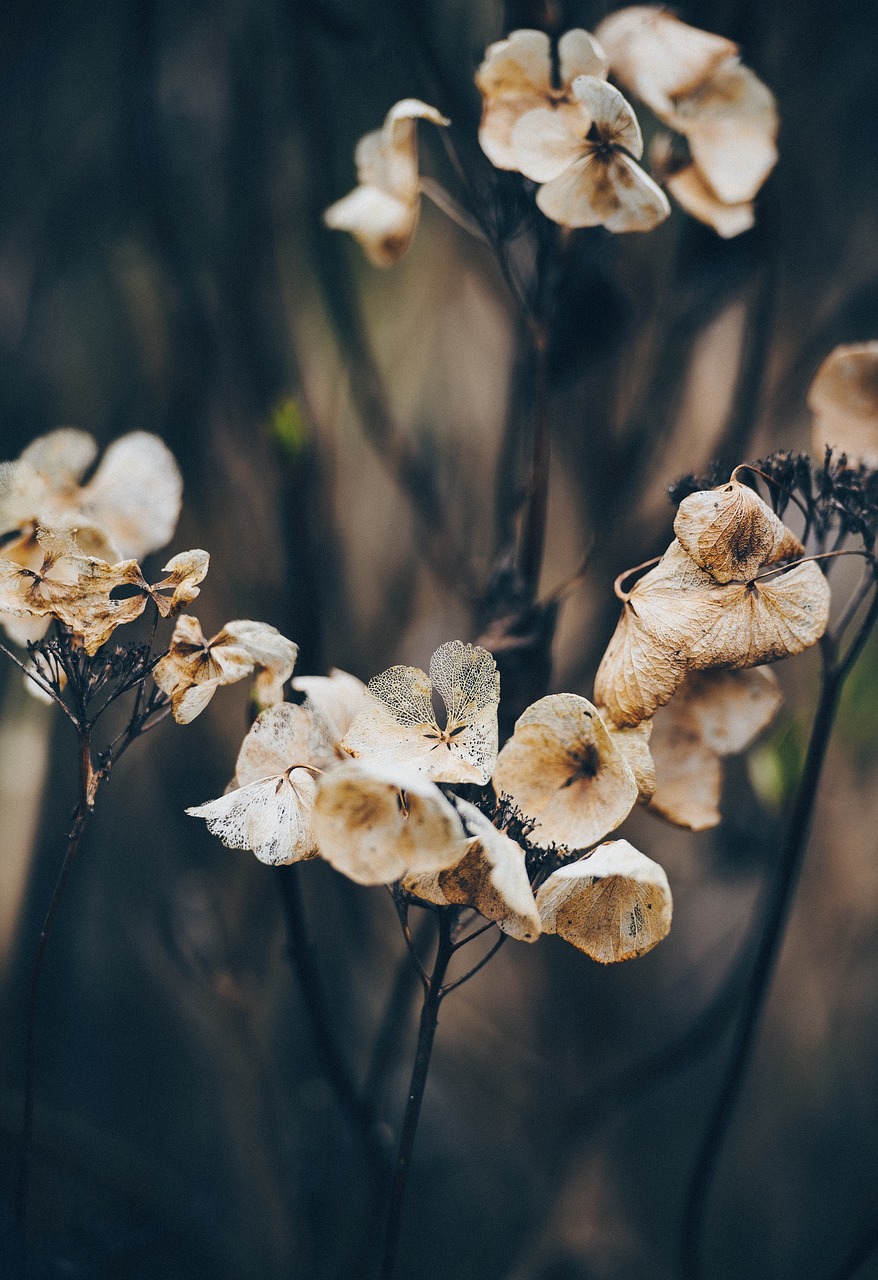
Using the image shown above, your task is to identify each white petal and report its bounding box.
[602,153,671,233]
[324,184,417,268]
[510,105,590,183]
[558,29,608,86]
[79,432,183,560]
[188,772,318,866]
[235,702,329,786]
[571,76,643,157]
[666,164,755,238]
[20,429,98,484]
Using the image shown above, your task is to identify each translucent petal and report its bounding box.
[536,839,672,962]
[605,718,656,800]
[323,185,417,268]
[187,771,318,866]
[808,343,878,468]
[149,549,209,617]
[235,702,328,787]
[674,479,803,582]
[79,432,183,560]
[221,619,298,708]
[312,760,465,885]
[511,105,591,184]
[492,693,639,850]
[665,164,755,238]
[171,681,222,725]
[536,152,617,228]
[292,669,367,755]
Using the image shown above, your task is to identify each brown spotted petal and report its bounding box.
[648,667,782,830]
[51,555,148,655]
[146,550,209,617]
[341,641,499,785]
[233,702,328,787]
[674,479,803,582]
[405,798,540,942]
[154,615,279,724]
[312,759,466,886]
[536,839,672,962]
[808,342,878,468]
[492,693,639,851]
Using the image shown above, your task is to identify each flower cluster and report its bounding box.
[188,641,673,964]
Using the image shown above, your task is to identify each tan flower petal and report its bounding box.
[78,432,183,560]
[808,342,878,467]
[511,103,592,184]
[52,555,147,655]
[428,641,500,783]
[558,28,608,84]
[234,702,327,786]
[324,185,417,269]
[492,693,639,850]
[292,669,367,757]
[312,760,466,885]
[572,75,644,157]
[647,667,782,830]
[476,28,553,169]
[406,798,541,942]
[536,839,672,962]
[148,549,209,617]
[595,6,738,116]
[20,428,98,484]
[605,718,656,800]
[602,153,672,233]
[536,149,669,231]
[674,479,804,583]
[170,681,223,724]
[221,620,298,709]
[665,164,755,238]
[187,769,319,866]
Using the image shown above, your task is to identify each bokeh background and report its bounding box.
[1,1,878,1277]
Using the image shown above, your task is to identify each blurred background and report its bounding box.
[1,0,878,1276]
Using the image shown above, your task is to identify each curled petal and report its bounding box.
[674,479,803,582]
[150,549,209,617]
[221,619,298,709]
[665,164,755,238]
[536,839,672,962]
[324,185,417,268]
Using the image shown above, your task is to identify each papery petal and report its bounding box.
[170,681,222,725]
[79,432,183,560]
[52,556,148,655]
[312,760,465,885]
[601,153,671,233]
[324,185,418,268]
[536,151,617,228]
[665,164,755,238]
[536,839,672,962]
[571,76,643,157]
[808,343,878,467]
[605,718,656,800]
[558,28,608,86]
[511,104,591,183]
[187,771,319,866]
[476,29,554,169]
[235,702,327,786]
[428,641,500,784]
[674,479,803,583]
[406,797,540,941]
[221,619,297,708]
[492,693,638,850]
[593,605,689,727]
[20,428,98,485]
[292,668,367,754]
[150,549,209,617]
[0,463,49,538]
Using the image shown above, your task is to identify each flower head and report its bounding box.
[324,99,449,267]
[510,75,670,232]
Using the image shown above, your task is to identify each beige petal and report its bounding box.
[510,104,591,183]
[665,164,755,238]
[149,549,209,617]
[312,760,465,885]
[292,669,367,755]
[355,99,448,203]
[428,641,500,784]
[187,771,319,866]
[808,342,878,467]
[536,151,619,228]
[79,432,183,560]
[686,667,783,754]
[492,693,639,850]
[595,6,738,116]
[647,719,722,831]
[0,463,49,536]
[671,61,778,205]
[46,549,148,654]
[571,75,643,157]
[406,798,541,942]
[221,619,298,708]
[536,839,672,962]
[593,604,690,728]
[558,28,608,86]
[602,153,671,233]
[170,681,223,725]
[234,702,326,786]
[20,428,98,484]
[674,479,803,582]
[605,718,656,800]
[324,185,417,268]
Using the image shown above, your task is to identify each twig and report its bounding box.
[442,932,506,995]
[0,641,80,729]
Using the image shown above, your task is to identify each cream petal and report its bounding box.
[292,669,367,754]
[312,760,465,885]
[235,702,327,787]
[647,719,723,831]
[20,428,98,485]
[0,462,49,535]
[593,605,689,727]
[605,718,656,800]
[808,343,878,467]
[188,771,318,866]
[171,681,222,725]
[476,29,553,102]
[558,28,608,86]
[324,185,417,268]
[428,641,500,784]
[665,164,755,238]
[536,151,617,228]
[510,104,591,183]
[602,153,671,233]
[536,839,672,962]
[571,76,643,157]
[79,432,183,560]
[492,693,639,850]
[674,480,803,583]
[221,620,298,707]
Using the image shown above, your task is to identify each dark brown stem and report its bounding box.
[380,910,455,1280]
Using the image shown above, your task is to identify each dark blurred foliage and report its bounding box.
[1,1,878,1278]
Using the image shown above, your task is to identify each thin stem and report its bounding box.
[275,867,388,1177]
[392,890,429,990]
[418,177,488,242]
[0,641,80,729]
[831,570,875,643]
[614,555,663,601]
[442,932,506,995]
[380,910,455,1280]
[729,464,812,527]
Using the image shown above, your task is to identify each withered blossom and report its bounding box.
[187,703,325,865]
[154,614,297,723]
[596,6,778,235]
[475,27,607,171]
[492,693,640,850]
[291,669,366,756]
[509,75,670,232]
[324,99,449,267]
[0,530,82,646]
[312,759,467,886]
[674,478,804,583]
[341,640,500,786]
[536,839,672,962]
[808,343,878,468]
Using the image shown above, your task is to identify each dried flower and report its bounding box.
[291,669,366,754]
[673,478,804,582]
[341,640,500,786]
[535,839,672,962]
[475,27,607,171]
[324,99,449,267]
[808,343,878,469]
[510,75,670,231]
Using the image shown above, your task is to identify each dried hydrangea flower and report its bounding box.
[475,27,607,171]
[650,134,755,238]
[187,703,324,865]
[154,615,298,724]
[492,693,640,851]
[674,478,804,583]
[808,342,878,468]
[510,75,670,232]
[324,99,449,267]
[596,7,778,233]
[0,528,82,645]
[312,759,466,886]
[604,717,656,800]
[647,667,782,830]
[51,549,209,656]
[405,798,541,942]
[341,640,500,786]
[291,669,366,756]
[536,839,672,962]
[0,428,182,563]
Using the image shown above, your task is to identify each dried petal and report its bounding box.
[312,760,466,885]
[665,164,755,238]
[476,29,554,169]
[221,619,298,709]
[234,702,328,786]
[674,479,803,582]
[605,718,656,800]
[572,75,644,158]
[292,669,367,757]
[20,428,98,484]
[78,432,183,560]
[148,549,209,617]
[187,768,319,866]
[492,693,639,850]
[536,839,672,962]
[808,342,878,468]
